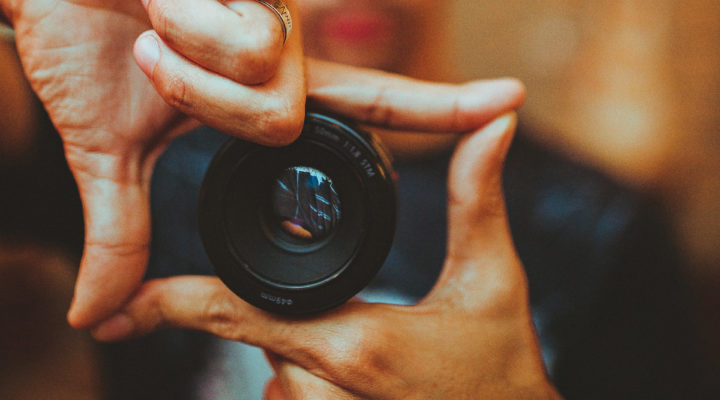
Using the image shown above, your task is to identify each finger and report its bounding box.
[424,113,527,308]
[65,170,152,329]
[91,277,271,340]
[90,276,327,365]
[134,30,305,146]
[142,0,292,84]
[306,58,526,133]
[91,276,388,389]
[447,113,517,258]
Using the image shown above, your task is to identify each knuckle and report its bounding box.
[147,0,173,38]
[490,269,529,311]
[141,279,173,329]
[255,100,304,146]
[320,319,389,384]
[200,289,245,339]
[158,73,191,110]
[232,26,283,84]
[85,240,149,258]
[362,85,394,126]
[475,190,508,219]
[473,262,529,316]
[144,282,165,310]
[448,184,506,221]
[252,16,284,54]
[233,44,282,85]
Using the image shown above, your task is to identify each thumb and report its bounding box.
[447,112,516,260]
[66,170,152,329]
[425,113,525,307]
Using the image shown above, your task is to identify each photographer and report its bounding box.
[103,1,693,399]
[2,0,693,399]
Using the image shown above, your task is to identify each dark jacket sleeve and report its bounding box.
[505,132,700,399]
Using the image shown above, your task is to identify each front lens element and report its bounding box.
[271,166,341,242]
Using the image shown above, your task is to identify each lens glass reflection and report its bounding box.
[271,166,341,242]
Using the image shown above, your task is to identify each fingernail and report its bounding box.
[496,78,526,96]
[482,112,517,142]
[483,78,525,98]
[134,34,160,76]
[91,313,135,342]
[464,79,526,108]
[490,112,517,132]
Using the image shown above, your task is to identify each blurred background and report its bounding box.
[2,0,719,398]
[448,3,720,391]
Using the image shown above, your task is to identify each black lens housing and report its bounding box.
[199,113,396,315]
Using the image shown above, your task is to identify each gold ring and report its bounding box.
[255,0,293,45]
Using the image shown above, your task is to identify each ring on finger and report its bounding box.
[254,0,293,45]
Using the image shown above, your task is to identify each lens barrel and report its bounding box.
[199,113,396,314]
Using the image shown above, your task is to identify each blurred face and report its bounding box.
[298,0,458,159]
[298,0,437,71]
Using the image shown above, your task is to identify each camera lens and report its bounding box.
[270,166,341,243]
[199,113,396,315]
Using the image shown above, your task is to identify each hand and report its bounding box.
[1,0,304,328]
[91,62,560,399]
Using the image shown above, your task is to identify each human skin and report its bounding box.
[0,0,305,329]
[91,61,559,399]
[296,0,438,73]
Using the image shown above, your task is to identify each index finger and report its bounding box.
[91,277,339,369]
[306,58,526,133]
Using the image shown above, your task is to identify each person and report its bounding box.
[1,0,696,398]
[84,1,695,400]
